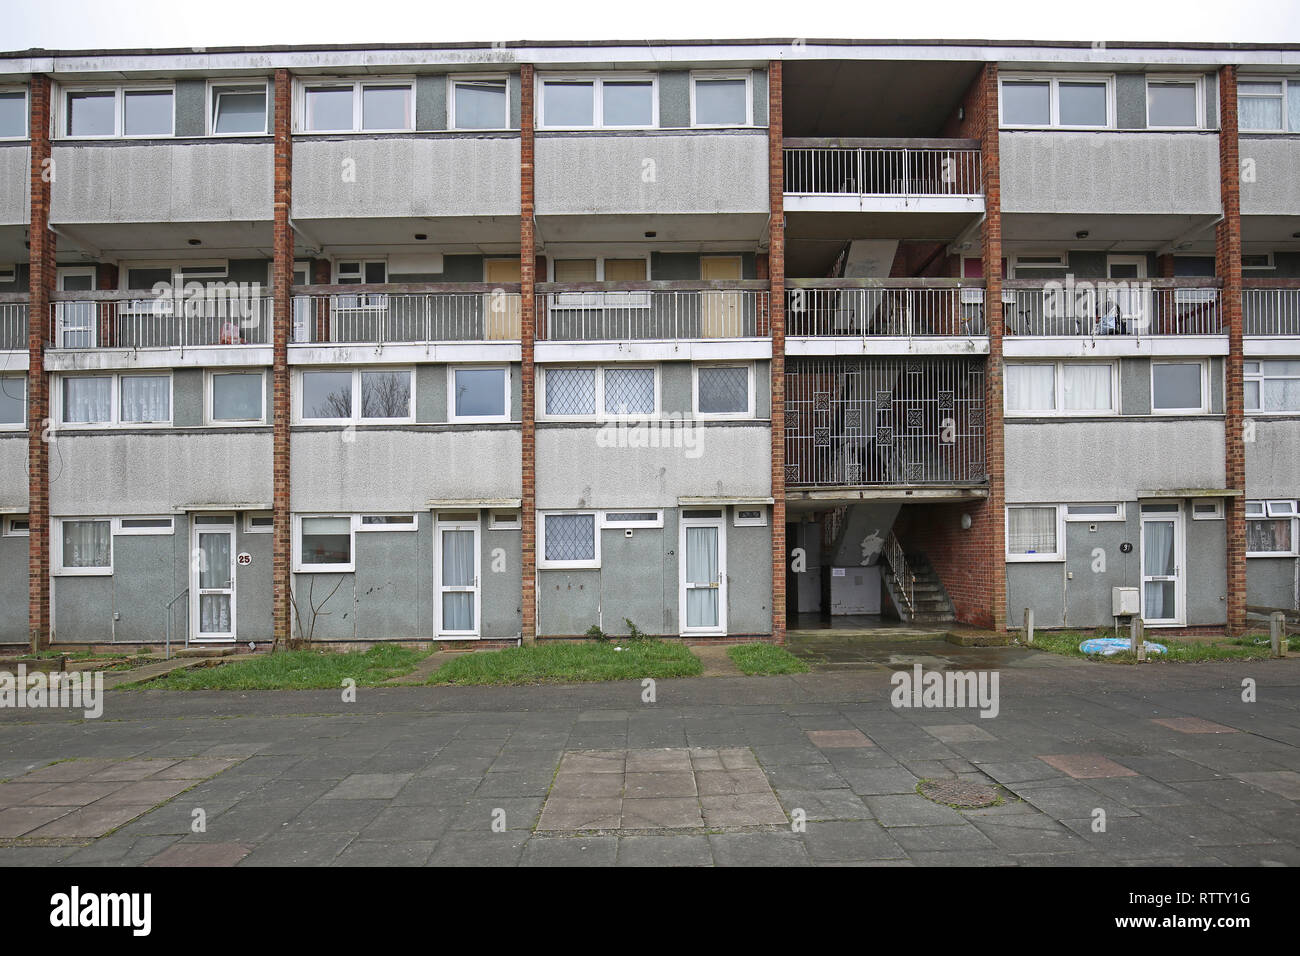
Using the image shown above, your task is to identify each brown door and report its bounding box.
[484,259,522,339]
[701,256,743,337]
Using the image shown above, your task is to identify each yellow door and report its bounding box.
[485,259,522,339]
[701,256,743,337]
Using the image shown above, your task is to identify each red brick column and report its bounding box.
[272,69,294,647]
[27,75,54,651]
[768,60,786,643]
[520,64,537,643]
[1217,64,1247,636]
[979,63,1009,632]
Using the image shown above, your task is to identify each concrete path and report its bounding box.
[0,660,1296,866]
[382,652,450,686]
[102,658,208,690]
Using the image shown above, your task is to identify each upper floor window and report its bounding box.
[0,374,24,428]
[1006,362,1116,416]
[1246,500,1298,556]
[540,365,656,420]
[210,82,268,135]
[1146,76,1203,129]
[1245,360,1300,414]
[0,89,27,139]
[59,373,172,426]
[690,72,752,127]
[62,86,174,139]
[1239,78,1300,132]
[450,77,508,130]
[694,364,754,418]
[298,368,413,423]
[449,366,510,422]
[538,74,657,130]
[1151,361,1208,414]
[208,370,266,424]
[1000,75,1112,129]
[300,79,413,133]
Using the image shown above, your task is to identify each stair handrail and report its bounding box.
[884,531,916,617]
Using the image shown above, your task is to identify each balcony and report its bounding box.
[49,290,272,349]
[291,284,522,345]
[785,280,988,355]
[1244,282,1300,339]
[0,296,27,351]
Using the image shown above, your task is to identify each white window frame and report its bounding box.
[358,514,419,532]
[1063,503,1126,522]
[693,363,755,420]
[207,369,266,425]
[536,73,659,131]
[1246,499,1299,557]
[733,506,768,527]
[488,510,521,530]
[600,510,664,529]
[244,512,274,534]
[538,511,601,569]
[296,78,415,134]
[1005,504,1065,562]
[53,517,113,576]
[56,372,174,428]
[447,74,510,131]
[1151,360,1209,415]
[538,365,659,421]
[206,79,269,137]
[1237,76,1296,133]
[0,264,16,282]
[547,254,652,310]
[296,367,415,424]
[2,515,29,536]
[0,373,26,430]
[447,365,511,423]
[1005,361,1117,417]
[1145,74,1205,130]
[57,84,176,140]
[113,516,175,536]
[1192,499,1224,521]
[1008,253,1068,277]
[293,514,358,573]
[0,87,28,141]
[999,74,1115,130]
[1245,359,1300,414]
[1242,252,1276,271]
[689,70,754,128]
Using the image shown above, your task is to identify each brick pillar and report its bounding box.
[979,63,1009,632]
[1217,64,1247,636]
[768,60,787,644]
[272,69,294,647]
[520,64,537,643]
[27,76,53,652]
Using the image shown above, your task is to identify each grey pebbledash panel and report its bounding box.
[0,433,27,511]
[753,69,768,127]
[1120,359,1152,415]
[1116,74,1147,130]
[1245,419,1300,499]
[0,534,27,642]
[235,517,274,642]
[175,79,206,137]
[1246,557,1299,611]
[658,72,690,128]
[416,74,447,131]
[173,369,204,427]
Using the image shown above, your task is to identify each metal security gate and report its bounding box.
[784,358,987,487]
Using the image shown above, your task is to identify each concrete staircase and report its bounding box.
[881,550,956,625]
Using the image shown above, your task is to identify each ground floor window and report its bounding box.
[540,512,598,567]
[1247,500,1298,556]
[1006,505,1062,560]
[55,518,112,574]
[295,515,355,571]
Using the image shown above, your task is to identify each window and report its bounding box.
[1245,360,1300,413]
[1064,503,1125,521]
[540,366,658,419]
[1242,253,1275,271]
[691,72,751,127]
[59,374,171,426]
[1009,254,1068,278]
[210,371,265,423]
[2,515,29,536]
[489,511,521,530]
[295,515,355,571]
[540,512,599,567]
[210,82,268,135]
[538,75,656,129]
[1006,505,1063,561]
[600,510,663,529]
[734,507,767,527]
[449,366,509,422]
[0,89,27,139]
[1238,78,1300,132]
[1192,500,1224,520]
[358,514,418,531]
[114,516,174,535]
[451,78,508,129]
[63,86,174,138]
[695,365,753,418]
[0,374,25,427]
[245,513,273,533]
[1005,362,1114,416]
[1151,361,1207,414]
[56,518,113,574]
[1000,75,1111,128]
[1246,500,1298,556]
[299,368,413,422]
[1146,77,1202,129]
[549,256,651,308]
[301,80,414,133]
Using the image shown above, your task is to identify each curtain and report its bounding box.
[1240,93,1283,130]
[1143,520,1176,619]
[200,595,231,634]
[685,526,719,628]
[442,530,475,631]
[62,519,110,568]
[1008,507,1056,555]
[1062,364,1112,412]
[120,375,170,423]
[63,377,112,424]
[1006,365,1055,411]
[1263,378,1300,413]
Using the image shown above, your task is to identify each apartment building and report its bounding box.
[0,39,1297,648]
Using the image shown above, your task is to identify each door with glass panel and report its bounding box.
[191,515,237,641]
[436,513,480,638]
[701,256,743,338]
[680,511,727,635]
[1140,502,1184,626]
[55,268,96,348]
[484,259,521,340]
[1106,255,1148,334]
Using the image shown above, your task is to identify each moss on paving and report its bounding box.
[429,640,702,686]
[726,643,810,675]
[137,645,428,690]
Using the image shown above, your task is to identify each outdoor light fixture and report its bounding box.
[414,233,428,240]
[187,238,201,246]
[644,231,657,238]
[1075,230,1089,240]
[961,513,972,530]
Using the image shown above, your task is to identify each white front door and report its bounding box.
[1140,502,1185,626]
[1106,255,1149,333]
[192,515,237,641]
[436,513,480,637]
[680,511,727,635]
[56,267,97,348]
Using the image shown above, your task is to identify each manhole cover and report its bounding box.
[918,778,999,808]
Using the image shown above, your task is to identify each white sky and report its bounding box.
[5,0,1300,51]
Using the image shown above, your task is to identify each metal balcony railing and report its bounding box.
[783,139,982,197]
[50,291,272,349]
[536,282,769,341]
[1003,280,1223,337]
[786,280,988,337]
[1244,282,1300,336]
[0,297,27,350]
[784,357,987,487]
[291,284,523,344]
